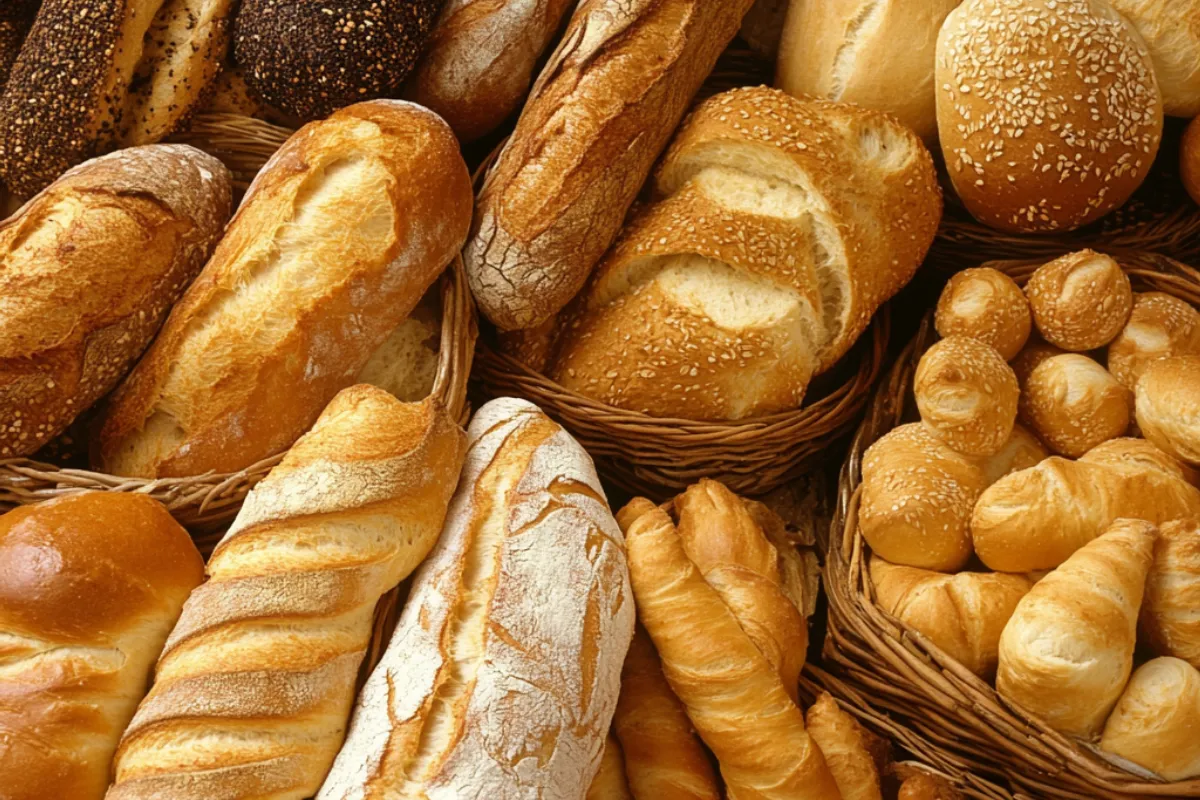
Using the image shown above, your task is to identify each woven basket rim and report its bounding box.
[819,250,1200,799]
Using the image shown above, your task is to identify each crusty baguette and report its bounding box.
[805,693,884,800]
[0,0,234,196]
[0,493,204,800]
[95,100,473,478]
[108,386,467,799]
[0,145,231,458]
[1142,519,1200,669]
[317,398,634,799]
[1099,657,1200,780]
[463,0,755,331]
[409,0,576,142]
[586,735,634,800]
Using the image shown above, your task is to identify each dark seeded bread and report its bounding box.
[0,0,37,89]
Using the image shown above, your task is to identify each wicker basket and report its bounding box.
[817,251,1200,799]
[0,112,477,539]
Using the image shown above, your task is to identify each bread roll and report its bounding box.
[1110,0,1200,117]
[612,626,720,800]
[587,736,633,800]
[1010,337,1066,387]
[95,100,473,478]
[934,268,1032,361]
[234,0,442,121]
[1025,250,1134,351]
[1136,355,1200,466]
[1019,353,1131,457]
[776,0,960,141]
[0,0,35,89]
[937,0,1163,233]
[549,87,941,419]
[972,456,1200,572]
[409,0,575,142]
[0,0,234,196]
[870,557,1033,678]
[463,0,755,331]
[898,772,963,800]
[1099,657,1200,780]
[805,693,884,800]
[317,398,634,799]
[1082,437,1199,486]
[915,336,1019,457]
[621,490,841,799]
[1108,291,1200,392]
[0,493,204,800]
[108,386,467,799]
[997,519,1156,738]
[0,145,232,458]
[1143,519,1200,669]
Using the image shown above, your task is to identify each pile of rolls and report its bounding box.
[860,250,1200,781]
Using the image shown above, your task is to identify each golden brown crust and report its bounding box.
[1136,355,1200,466]
[1142,519,1200,669]
[805,693,884,800]
[1108,292,1200,392]
[1019,353,1131,458]
[1025,250,1133,351]
[915,336,1019,457]
[935,268,1031,361]
[1099,657,1200,780]
[586,735,633,799]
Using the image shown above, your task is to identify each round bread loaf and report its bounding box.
[935,267,1031,360]
[915,336,1019,457]
[234,0,444,120]
[1100,657,1200,781]
[1108,292,1200,392]
[1142,520,1200,670]
[936,0,1163,233]
[1020,353,1131,457]
[1136,355,1200,466]
[1025,250,1133,351]
[1110,0,1200,117]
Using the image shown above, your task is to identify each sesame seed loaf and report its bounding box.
[463,0,756,332]
[1025,249,1134,351]
[0,144,232,459]
[93,100,474,479]
[234,0,445,122]
[0,0,234,197]
[936,0,1163,233]
[914,336,1020,458]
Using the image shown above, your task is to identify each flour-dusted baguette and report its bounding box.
[0,0,234,196]
[95,100,473,478]
[0,493,204,800]
[0,145,231,458]
[108,386,467,799]
[464,0,755,331]
[409,0,575,142]
[318,398,635,799]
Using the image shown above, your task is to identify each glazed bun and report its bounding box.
[914,336,1019,457]
[936,0,1162,233]
[1109,292,1200,392]
[1020,354,1131,458]
[1136,355,1200,466]
[935,268,1031,360]
[1025,250,1133,351]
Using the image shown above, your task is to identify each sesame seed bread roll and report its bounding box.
[0,0,234,197]
[997,519,1157,739]
[1136,355,1200,466]
[1142,519,1200,669]
[914,336,1019,457]
[408,0,576,142]
[1082,437,1200,486]
[1010,337,1067,387]
[0,0,35,89]
[935,268,1032,361]
[0,494,204,800]
[1108,292,1200,392]
[586,736,633,800]
[1110,0,1200,117]
[1025,250,1134,351]
[936,0,1163,233]
[1019,354,1131,458]
[805,693,884,800]
[1100,657,1200,780]
[94,101,473,478]
[0,145,232,459]
[871,557,1033,679]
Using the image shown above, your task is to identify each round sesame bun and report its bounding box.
[935,267,1032,360]
[915,336,1019,457]
[1010,336,1067,387]
[1020,353,1131,458]
[936,0,1163,233]
[1108,292,1200,392]
[1025,250,1133,351]
[1111,0,1200,117]
[1137,355,1200,466]
[234,0,444,121]
[1182,114,1200,205]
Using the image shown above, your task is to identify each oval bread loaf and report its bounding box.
[1136,355,1200,466]
[1108,291,1200,392]
[915,336,1019,457]
[0,145,232,459]
[934,268,1031,361]
[1142,519,1200,669]
[1100,657,1200,780]
[1025,250,1134,351]
[1019,353,1131,458]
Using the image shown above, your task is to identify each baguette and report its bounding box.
[934,267,1031,361]
[463,0,755,331]
[0,493,204,800]
[1142,519,1200,669]
[317,398,634,799]
[0,145,231,458]
[95,100,473,478]
[108,386,467,799]
[1099,657,1200,780]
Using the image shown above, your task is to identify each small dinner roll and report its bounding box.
[1020,354,1131,458]
[1010,337,1066,387]
[1137,355,1200,466]
[1025,250,1133,351]
[1108,292,1200,392]
[1099,657,1200,781]
[915,336,1019,457]
[935,268,1032,360]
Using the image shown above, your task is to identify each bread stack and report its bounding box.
[860,251,1200,779]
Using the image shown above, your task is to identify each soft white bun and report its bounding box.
[1136,355,1200,466]
[935,268,1032,361]
[1020,353,1131,457]
[1099,657,1200,780]
[1025,250,1134,351]
[1142,519,1200,669]
[1110,0,1200,117]
[915,336,1019,457]
[1108,292,1200,392]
